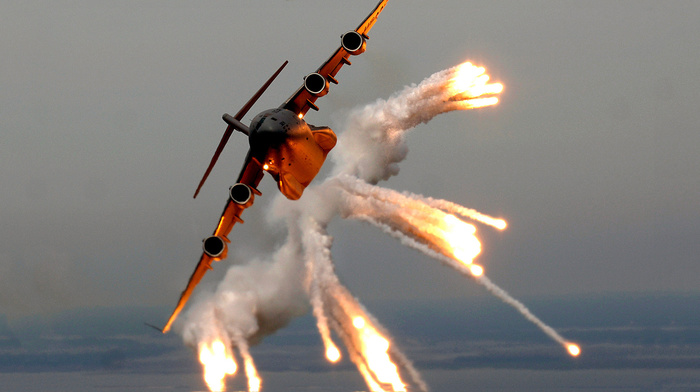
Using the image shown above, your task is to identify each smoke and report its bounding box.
[302,218,428,392]
[475,274,569,346]
[181,221,309,348]
[331,65,464,183]
[177,61,575,392]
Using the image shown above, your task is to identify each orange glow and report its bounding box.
[243,355,261,392]
[214,215,228,237]
[459,97,500,109]
[469,264,484,277]
[298,113,304,119]
[325,345,341,363]
[353,316,366,329]
[450,62,485,93]
[357,363,384,392]
[352,316,406,391]
[493,219,507,230]
[442,214,481,265]
[198,340,237,392]
[263,164,270,171]
[567,343,581,357]
[447,61,503,109]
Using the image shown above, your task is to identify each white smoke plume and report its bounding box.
[475,274,570,346]
[181,221,309,348]
[302,217,428,392]
[332,65,468,183]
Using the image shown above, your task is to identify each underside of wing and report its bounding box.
[162,160,263,333]
[356,0,389,36]
[281,0,389,117]
[236,152,265,186]
[162,254,213,333]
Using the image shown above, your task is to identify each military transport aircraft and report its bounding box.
[161,0,389,333]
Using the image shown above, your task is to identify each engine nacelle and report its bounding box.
[229,183,254,208]
[202,235,228,260]
[304,73,330,97]
[341,31,366,55]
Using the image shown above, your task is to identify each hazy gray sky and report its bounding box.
[1,0,699,319]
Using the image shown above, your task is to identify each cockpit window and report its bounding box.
[254,116,266,130]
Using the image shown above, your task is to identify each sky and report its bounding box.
[1,0,699,390]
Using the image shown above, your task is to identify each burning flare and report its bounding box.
[337,175,491,270]
[241,352,261,392]
[448,61,504,108]
[442,214,481,264]
[353,316,406,392]
[469,264,484,277]
[567,343,581,357]
[198,340,237,392]
[325,344,341,363]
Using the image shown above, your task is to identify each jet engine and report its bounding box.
[341,31,366,55]
[229,183,254,208]
[202,235,228,259]
[304,73,330,97]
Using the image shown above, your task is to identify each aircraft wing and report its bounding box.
[281,0,389,117]
[161,254,213,333]
[162,158,263,333]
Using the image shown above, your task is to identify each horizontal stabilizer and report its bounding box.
[222,113,250,136]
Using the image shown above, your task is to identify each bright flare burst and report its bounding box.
[442,214,481,264]
[353,317,406,392]
[567,343,581,357]
[469,264,484,277]
[242,354,262,392]
[447,61,504,108]
[491,218,507,230]
[198,340,237,392]
[325,344,341,363]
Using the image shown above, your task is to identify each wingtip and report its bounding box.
[144,322,165,333]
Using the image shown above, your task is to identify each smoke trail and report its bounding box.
[335,176,578,349]
[326,283,426,392]
[336,174,505,230]
[303,217,428,392]
[332,62,500,184]
[334,176,577,352]
[301,216,341,362]
[350,213,460,270]
[341,188,577,352]
[336,176,483,267]
[475,274,569,346]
